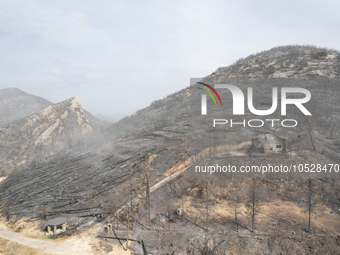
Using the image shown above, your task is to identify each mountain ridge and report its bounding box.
[0,87,110,130]
[0,96,93,172]
[210,45,340,80]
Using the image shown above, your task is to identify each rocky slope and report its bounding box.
[0,97,93,172]
[0,87,110,130]
[212,45,340,79]
[1,45,340,254]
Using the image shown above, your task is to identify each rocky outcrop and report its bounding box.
[0,97,93,170]
[0,87,110,130]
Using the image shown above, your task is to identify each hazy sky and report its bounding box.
[0,0,339,120]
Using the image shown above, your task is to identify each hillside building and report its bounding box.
[251,134,286,154]
[46,217,67,235]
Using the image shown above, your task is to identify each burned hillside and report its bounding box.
[0,45,340,254]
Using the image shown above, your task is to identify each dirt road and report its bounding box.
[0,228,71,255]
[0,220,94,255]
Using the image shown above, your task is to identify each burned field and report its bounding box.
[1,123,340,254]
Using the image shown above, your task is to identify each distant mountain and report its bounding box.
[83,110,112,129]
[93,114,116,123]
[0,87,109,129]
[0,88,52,126]
[0,97,93,171]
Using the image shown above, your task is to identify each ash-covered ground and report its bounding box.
[1,45,340,254]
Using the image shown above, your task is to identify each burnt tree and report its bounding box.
[144,168,151,230]
[128,163,134,230]
[307,178,312,232]
[246,178,261,233]
[206,181,210,231]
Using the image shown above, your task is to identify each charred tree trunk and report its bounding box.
[129,163,133,230]
[308,178,312,232]
[246,178,259,233]
[126,206,131,250]
[144,169,151,230]
[167,182,171,231]
[206,182,210,231]
[235,203,238,232]
[5,190,10,221]
[116,211,118,230]
[251,178,255,233]
[130,182,133,230]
